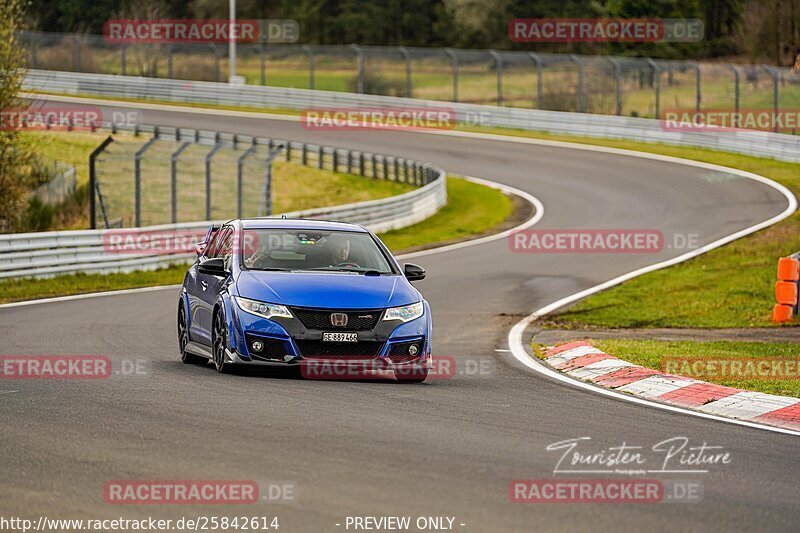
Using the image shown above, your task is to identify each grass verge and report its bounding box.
[0,177,513,304]
[590,339,800,398]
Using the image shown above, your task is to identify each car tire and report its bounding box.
[178,303,205,364]
[212,308,232,374]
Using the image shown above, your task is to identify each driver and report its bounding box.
[327,235,352,266]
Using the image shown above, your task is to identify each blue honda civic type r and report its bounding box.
[177,218,432,382]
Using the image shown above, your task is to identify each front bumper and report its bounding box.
[227,301,432,369]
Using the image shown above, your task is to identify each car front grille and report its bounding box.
[291,308,382,331]
[295,340,384,358]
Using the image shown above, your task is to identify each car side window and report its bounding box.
[220,228,235,270]
[204,229,222,259]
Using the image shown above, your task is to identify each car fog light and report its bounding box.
[408,344,419,356]
[251,340,264,352]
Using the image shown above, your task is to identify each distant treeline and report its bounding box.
[25,0,800,65]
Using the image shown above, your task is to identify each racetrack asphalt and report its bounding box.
[1,99,798,532]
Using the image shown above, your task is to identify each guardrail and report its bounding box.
[24,69,800,164]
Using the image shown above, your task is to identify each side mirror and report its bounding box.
[404,263,426,282]
[198,257,228,276]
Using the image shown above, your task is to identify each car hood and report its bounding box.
[236,271,420,309]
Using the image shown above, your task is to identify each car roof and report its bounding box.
[237,218,369,233]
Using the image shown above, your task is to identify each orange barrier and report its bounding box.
[773,256,800,323]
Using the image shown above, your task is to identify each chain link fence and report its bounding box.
[88,123,439,229]
[31,161,77,205]
[19,31,800,122]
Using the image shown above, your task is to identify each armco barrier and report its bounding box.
[22,69,800,165]
[773,253,800,322]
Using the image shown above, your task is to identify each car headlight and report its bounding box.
[234,297,293,320]
[382,301,424,322]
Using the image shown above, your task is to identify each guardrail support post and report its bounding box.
[89,136,114,229]
[170,142,191,223]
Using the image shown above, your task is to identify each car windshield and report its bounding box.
[241,229,394,274]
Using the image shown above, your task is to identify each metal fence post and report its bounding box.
[121,45,127,75]
[212,44,221,82]
[352,44,365,93]
[262,146,284,216]
[726,64,740,115]
[134,136,158,227]
[688,62,701,114]
[260,43,267,85]
[167,44,174,79]
[607,57,622,115]
[570,54,584,113]
[528,52,543,109]
[89,136,114,229]
[765,67,780,133]
[398,46,412,97]
[237,142,258,217]
[489,50,503,106]
[318,145,324,169]
[445,48,458,102]
[170,142,191,223]
[303,45,315,89]
[72,36,81,72]
[647,58,661,118]
[30,36,40,69]
[205,142,223,220]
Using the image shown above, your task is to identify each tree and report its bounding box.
[0,0,36,233]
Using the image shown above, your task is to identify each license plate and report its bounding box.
[322,332,358,342]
